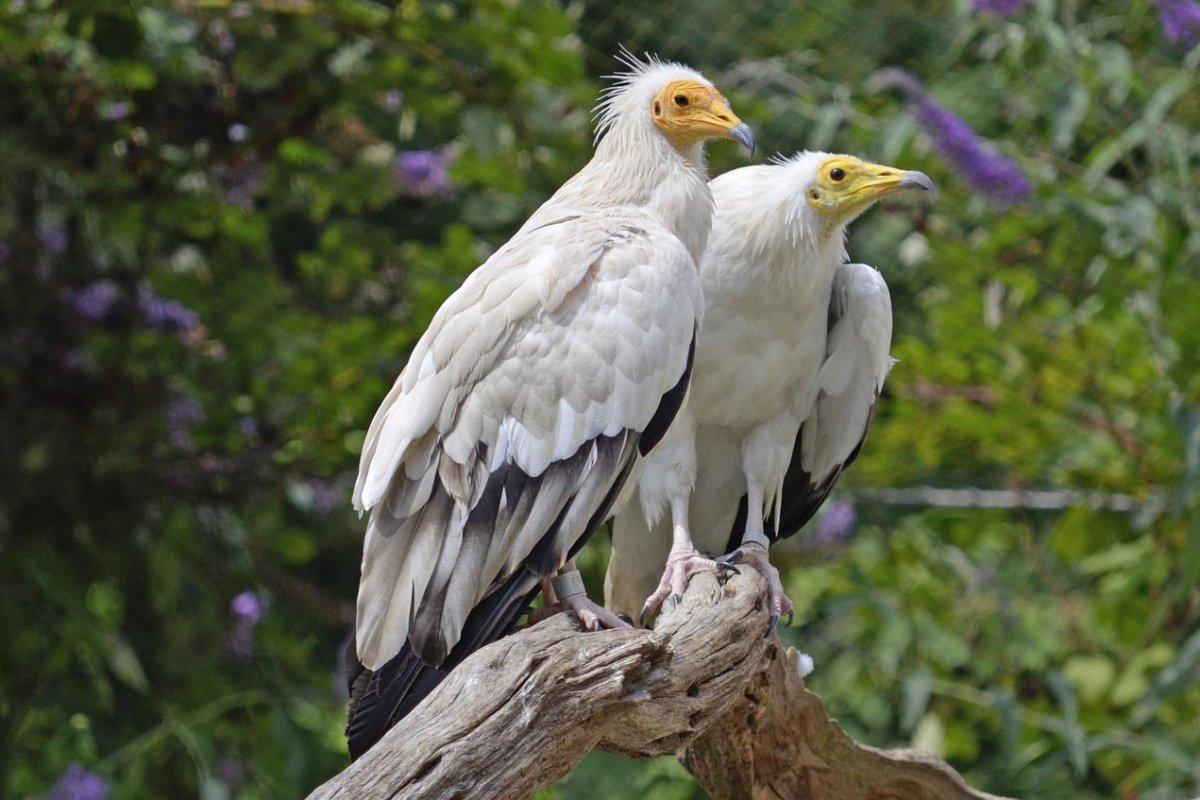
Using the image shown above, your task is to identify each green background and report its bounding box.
[1,0,1197,797]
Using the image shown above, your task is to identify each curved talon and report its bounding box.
[716,561,741,576]
[563,593,631,633]
[720,541,794,636]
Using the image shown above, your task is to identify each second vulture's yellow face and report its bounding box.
[651,80,754,154]
[806,155,935,226]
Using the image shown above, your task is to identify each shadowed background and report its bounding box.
[1,1,1198,798]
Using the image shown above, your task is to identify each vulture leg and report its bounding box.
[640,497,738,624]
[541,560,631,632]
[723,486,793,636]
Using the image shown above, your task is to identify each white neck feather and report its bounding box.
[541,58,717,261]
[706,162,848,298]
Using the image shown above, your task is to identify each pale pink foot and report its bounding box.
[640,548,739,625]
[723,542,793,636]
[561,593,632,632]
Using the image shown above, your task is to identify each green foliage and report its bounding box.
[1,1,1197,798]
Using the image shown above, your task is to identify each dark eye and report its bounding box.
[674,94,689,106]
[830,167,846,181]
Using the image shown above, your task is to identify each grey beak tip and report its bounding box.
[731,123,756,157]
[901,170,936,201]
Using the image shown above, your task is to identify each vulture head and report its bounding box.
[800,152,935,227]
[595,52,755,156]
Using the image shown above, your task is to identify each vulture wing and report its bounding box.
[724,262,892,551]
[354,209,701,671]
[347,210,700,759]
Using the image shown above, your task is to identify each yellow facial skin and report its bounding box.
[651,80,755,154]
[806,155,935,226]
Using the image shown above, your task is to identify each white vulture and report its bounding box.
[605,152,933,630]
[344,54,754,759]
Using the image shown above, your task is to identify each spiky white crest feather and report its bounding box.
[593,48,711,144]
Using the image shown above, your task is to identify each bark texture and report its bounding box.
[306,571,1012,800]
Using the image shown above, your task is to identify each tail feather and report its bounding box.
[345,565,541,760]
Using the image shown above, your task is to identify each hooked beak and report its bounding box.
[823,162,936,227]
[729,123,756,156]
[897,170,936,201]
[705,98,755,157]
[855,165,937,203]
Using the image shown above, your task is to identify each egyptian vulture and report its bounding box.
[344,55,754,759]
[606,152,933,629]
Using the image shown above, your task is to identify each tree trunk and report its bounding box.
[306,571,1012,800]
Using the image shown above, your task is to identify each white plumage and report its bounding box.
[607,151,932,624]
[351,55,752,672]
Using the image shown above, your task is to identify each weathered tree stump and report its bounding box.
[306,571,1012,800]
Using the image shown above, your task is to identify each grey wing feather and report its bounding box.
[725,262,893,550]
[354,211,702,670]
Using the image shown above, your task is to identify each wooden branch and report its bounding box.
[306,571,1013,800]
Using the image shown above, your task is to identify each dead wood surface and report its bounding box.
[306,571,1013,800]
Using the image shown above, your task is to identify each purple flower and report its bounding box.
[61,349,96,374]
[38,223,69,255]
[1156,0,1200,46]
[973,0,1028,15]
[137,282,200,334]
[231,590,266,625]
[382,90,402,113]
[64,280,119,322]
[812,500,857,548]
[165,394,204,449]
[308,478,343,514]
[393,148,454,198]
[913,98,1031,202]
[238,416,259,437]
[100,102,129,121]
[227,123,249,143]
[228,590,267,660]
[48,764,108,800]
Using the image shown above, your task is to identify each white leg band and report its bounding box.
[551,568,586,599]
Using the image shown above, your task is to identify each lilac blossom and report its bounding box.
[1155,0,1200,46]
[308,478,343,514]
[913,98,1031,202]
[137,282,200,333]
[99,102,129,121]
[38,223,69,255]
[973,0,1028,15]
[238,416,259,437]
[165,394,204,449]
[393,148,454,198]
[810,500,857,549]
[382,90,402,113]
[227,122,249,143]
[875,69,1031,204]
[64,280,119,322]
[61,349,96,374]
[48,764,108,800]
[228,590,267,659]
